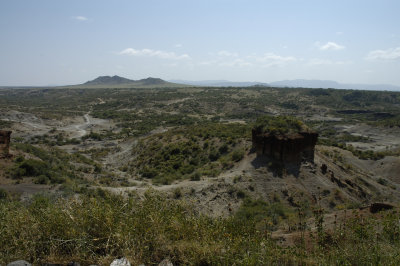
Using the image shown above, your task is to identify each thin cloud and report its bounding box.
[199,52,296,68]
[365,47,400,60]
[315,41,345,51]
[219,59,252,67]
[199,60,218,66]
[307,58,352,66]
[254,53,297,67]
[217,50,238,57]
[72,16,88,21]
[119,48,190,60]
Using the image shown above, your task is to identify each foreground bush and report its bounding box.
[0,191,280,265]
[1,190,400,265]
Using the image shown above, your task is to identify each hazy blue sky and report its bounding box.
[1,0,400,86]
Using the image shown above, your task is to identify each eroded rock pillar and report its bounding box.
[0,130,12,158]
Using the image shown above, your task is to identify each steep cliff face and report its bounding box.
[0,130,12,158]
[252,129,318,164]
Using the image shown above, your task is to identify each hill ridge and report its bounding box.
[59,75,188,88]
[84,75,167,86]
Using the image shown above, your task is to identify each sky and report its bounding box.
[0,0,400,86]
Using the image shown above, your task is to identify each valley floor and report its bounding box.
[1,86,400,264]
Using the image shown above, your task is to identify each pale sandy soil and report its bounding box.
[335,123,400,151]
[1,108,399,225]
[1,109,113,140]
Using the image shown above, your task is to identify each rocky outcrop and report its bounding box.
[109,257,173,266]
[110,257,131,266]
[252,129,318,164]
[7,260,32,266]
[0,130,12,158]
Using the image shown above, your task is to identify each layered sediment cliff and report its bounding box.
[252,130,318,163]
[252,116,318,164]
[0,130,12,158]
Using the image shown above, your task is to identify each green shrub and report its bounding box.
[34,175,50,184]
[82,132,102,141]
[377,178,388,186]
[0,188,8,200]
[141,167,158,178]
[190,171,201,181]
[231,149,245,162]
[254,115,308,135]
[208,149,220,161]
[236,190,246,199]
[9,158,49,179]
[219,143,229,154]
[234,198,289,228]
[173,188,182,199]
[9,144,87,185]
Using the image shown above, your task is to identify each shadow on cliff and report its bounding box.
[250,151,301,178]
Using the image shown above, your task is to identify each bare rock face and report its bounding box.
[251,116,318,164]
[0,130,12,158]
[369,202,394,213]
[252,130,318,163]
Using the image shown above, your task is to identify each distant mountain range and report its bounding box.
[268,79,400,91]
[64,75,187,88]
[3,76,399,91]
[170,79,400,91]
[169,80,268,87]
[84,75,166,86]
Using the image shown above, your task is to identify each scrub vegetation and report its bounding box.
[1,191,400,265]
[1,84,400,264]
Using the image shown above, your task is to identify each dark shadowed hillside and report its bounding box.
[84,75,135,85]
